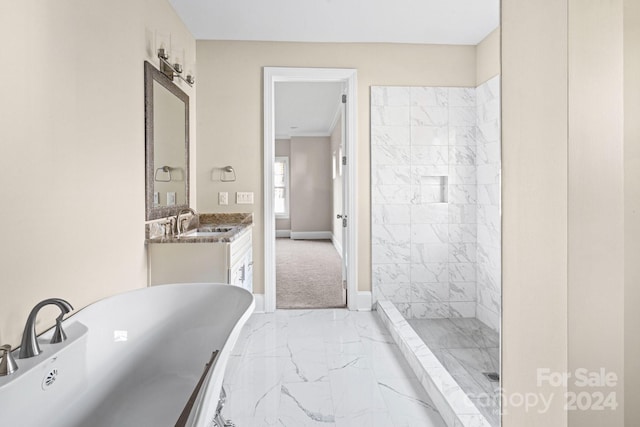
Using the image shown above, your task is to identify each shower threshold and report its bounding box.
[376,300,498,427]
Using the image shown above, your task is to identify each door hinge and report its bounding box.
[342,279,347,289]
[342,156,347,166]
[342,94,347,104]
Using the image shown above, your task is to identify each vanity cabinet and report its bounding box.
[147,226,253,292]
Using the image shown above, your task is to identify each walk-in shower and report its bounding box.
[371,79,501,426]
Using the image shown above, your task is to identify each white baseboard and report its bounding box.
[253,293,265,313]
[331,233,343,257]
[275,230,291,238]
[357,291,372,311]
[290,231,332,240]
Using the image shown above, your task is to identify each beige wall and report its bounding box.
[503,0,633,425]
[195,41,476,293]
[476,27,500,85]
[568,1,624,425]
[290,137,332,233]
[502,0,569,424]
[0,0,195,346]
[625,0,640,424]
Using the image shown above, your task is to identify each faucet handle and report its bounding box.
[0,344,18,376]
[50,313,67,344]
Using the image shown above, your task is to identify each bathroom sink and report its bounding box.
[180,226,237,238]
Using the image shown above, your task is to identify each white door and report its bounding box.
[338,93,349,305]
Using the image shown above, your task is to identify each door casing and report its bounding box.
[263,67,358,312]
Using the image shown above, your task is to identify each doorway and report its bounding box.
[263,67,358,312]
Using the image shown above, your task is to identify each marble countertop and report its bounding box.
[146,213,253,244]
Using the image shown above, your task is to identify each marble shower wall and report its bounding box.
[371,79,501,330]
[371,86,479,320]
[475,76,501,332]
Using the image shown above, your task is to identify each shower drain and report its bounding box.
[42,368,58,390]
[483,372,500,382]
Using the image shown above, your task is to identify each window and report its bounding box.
[274,157,289,218]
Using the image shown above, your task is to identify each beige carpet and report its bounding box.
[276,238,345,309]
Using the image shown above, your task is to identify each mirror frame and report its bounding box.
[144,61,190,221]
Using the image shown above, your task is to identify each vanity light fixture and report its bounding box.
[157,48,195,86]
[221,166,237,182]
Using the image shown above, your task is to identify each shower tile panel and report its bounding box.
[372,185,412,204]
[411,263,449,283]
[411,87,449,107]
[410,204,449,224]
[372,204,411,224]
[411,243,449,264]
[372,243,411,264]
[448,185,477,205]
[448,204,477,224]
[410,106,448,126]
[411,146,449,166]
[372,165,411,185]
[449,106,477,126]
[411,282,450,302]
[411,165,449,184]
[372,263,411,285]
[371,224,411,245]
[371,126,411,146]
[449,166,477,184]
[411,126,449,146]
[477,120,501,143]
[372,145,412,165]
[449,282,477,302]
[450,302,477,318]
[411,224,449,244]
[449,263,477,282]
[371,105,411,126]
[449,126,477,146]
[449,224,477,243]
[411,303,450,319]
[377,283,412,303]
[449,243,477,263]
[449,146,477,166]
[371,86,411,106]
[448,88,476,107]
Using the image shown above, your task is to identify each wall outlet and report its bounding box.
[236,192,254,204]
[167,192,176,206]
[219,191,228,205]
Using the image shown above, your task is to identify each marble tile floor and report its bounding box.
[407,318,500,426]
[222,309,448,427]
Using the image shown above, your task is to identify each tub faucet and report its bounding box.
[18,298,73,359]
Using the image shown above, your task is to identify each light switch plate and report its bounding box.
[236,192,254,204]
[219,192,228,205]
[167,192,176,206]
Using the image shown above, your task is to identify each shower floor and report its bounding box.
[407,318,500,426]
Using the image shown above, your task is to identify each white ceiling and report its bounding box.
[275,82,344,139]
[168,0,499,45]
[168,0,499,139]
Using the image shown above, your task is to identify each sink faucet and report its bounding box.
[175,207,197,235]
[19,298,73,359]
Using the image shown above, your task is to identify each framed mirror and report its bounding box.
[144,61,190,221]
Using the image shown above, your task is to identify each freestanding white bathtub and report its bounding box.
[0,283,254,427]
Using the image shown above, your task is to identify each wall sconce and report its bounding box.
[157,48,194,86]
[221,166,236,182]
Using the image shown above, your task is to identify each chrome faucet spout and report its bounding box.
[18,298,73,359]
[175,207,197,236]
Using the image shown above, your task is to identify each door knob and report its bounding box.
[336,214,343,219]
